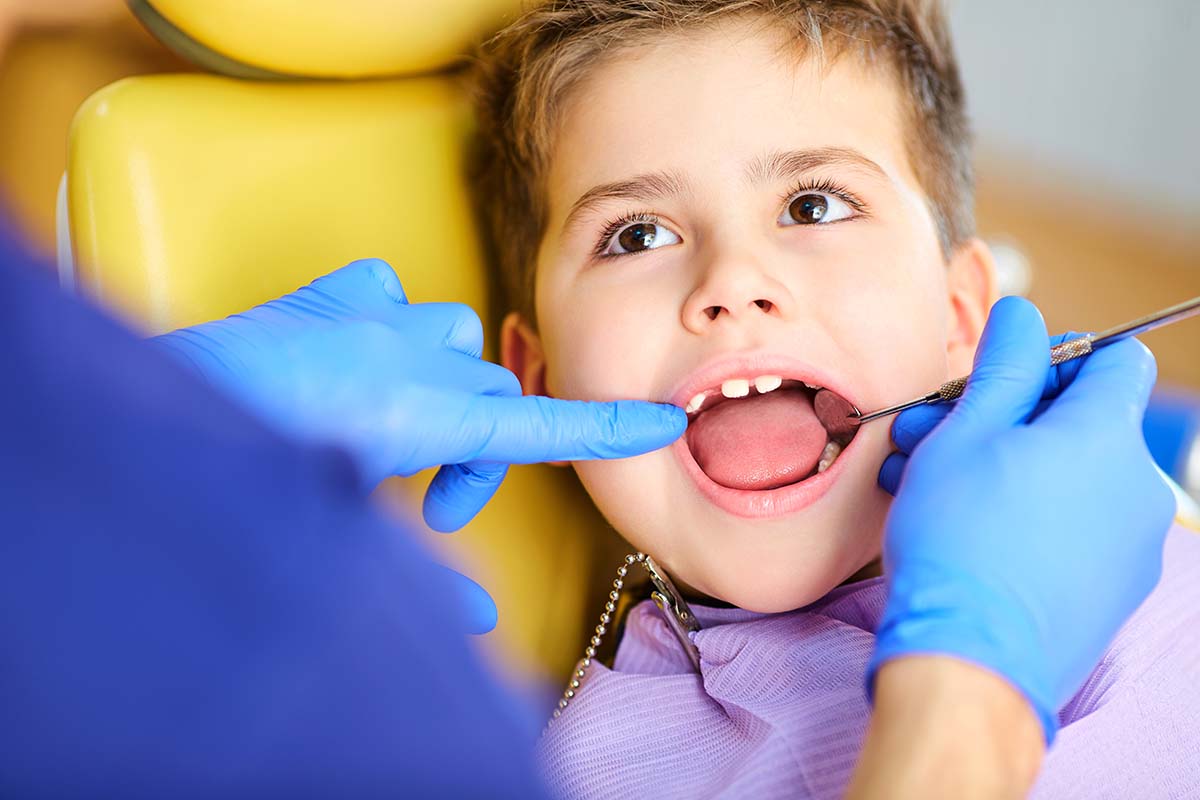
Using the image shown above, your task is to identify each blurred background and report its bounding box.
[951,0,1200,390]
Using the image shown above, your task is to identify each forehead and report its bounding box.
[546,19,916,216]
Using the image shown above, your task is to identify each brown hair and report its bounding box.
[469,0,972,325]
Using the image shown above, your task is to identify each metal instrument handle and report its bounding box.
[851,295,1199,426]
[935,334,1096,402]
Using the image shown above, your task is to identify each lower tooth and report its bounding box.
[816,441,843,474]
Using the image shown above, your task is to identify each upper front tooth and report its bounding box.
[803,381,821,391]
[754,375,783,394]
[721,378,750,398]
[686,393,706,414]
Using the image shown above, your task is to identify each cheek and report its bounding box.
[537,273,677,402]
[825,242,953,403]
[572,451,682,557]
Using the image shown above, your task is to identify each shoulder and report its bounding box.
[1035,524,1200,797]
[1112,522,1199,660]
[1060,523,1200,721]
[1105,523,1200,676]
[1135,522,1200,643]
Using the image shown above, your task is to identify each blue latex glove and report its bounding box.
[154,258,686,533]
[1,226,550,797]
[870,296,1176,742]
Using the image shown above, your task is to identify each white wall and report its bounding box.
[949,1,1200,218]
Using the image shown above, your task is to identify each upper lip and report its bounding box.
[667,351,861,415]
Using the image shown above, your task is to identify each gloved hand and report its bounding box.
[155,259,685,635]
[153,258,686,534]
[869,296,1176,742]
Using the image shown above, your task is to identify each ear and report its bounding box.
[500,311,549,395]
[945,237,999,375]
[501,312,568,467]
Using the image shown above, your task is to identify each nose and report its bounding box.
[681,249,795,334]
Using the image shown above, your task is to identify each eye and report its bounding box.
[598,216,682,257]
[778,192,856,226]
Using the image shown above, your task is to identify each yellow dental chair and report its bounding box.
[61,0,618,684]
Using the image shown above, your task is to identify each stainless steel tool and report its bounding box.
[851,295,1200,427]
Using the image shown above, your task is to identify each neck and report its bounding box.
[845,557,883,583]
[674,554,884,611]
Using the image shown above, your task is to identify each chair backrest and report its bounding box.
[135,0,518,78]
[63,1,613,682]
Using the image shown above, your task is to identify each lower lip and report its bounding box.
[672,429,860,518]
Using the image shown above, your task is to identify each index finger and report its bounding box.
[1037,337,1158,431]
[446,394,687,465]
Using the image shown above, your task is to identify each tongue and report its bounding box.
[686,389,828,491]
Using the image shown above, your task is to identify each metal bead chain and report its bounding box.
[545,552,647,732]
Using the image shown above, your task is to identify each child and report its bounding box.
[470,1,1200,796]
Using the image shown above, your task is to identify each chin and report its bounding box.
[575,424,891,614]
[681,526,883,613]
[675,448,892,613]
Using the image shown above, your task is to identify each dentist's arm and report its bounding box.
[153,258,686,532]
[0,228,552,798]
[848,297,1175,799]
[849,656,1042,800]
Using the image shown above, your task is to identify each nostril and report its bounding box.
[704,306,723,321]
[753,299,773,312]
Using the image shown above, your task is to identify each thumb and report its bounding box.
[303,258,409,314]
[431,563,498,634]
[422,461,508,533]
[307,262,490,358]
[950,296,1050,433]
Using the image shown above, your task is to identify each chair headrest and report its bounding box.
[131,0,522,79]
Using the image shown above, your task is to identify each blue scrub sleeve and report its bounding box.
[0,219,549,799]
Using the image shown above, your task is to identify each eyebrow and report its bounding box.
[562,170,690,234]
[745,146,889,185]
[560,146,889,234]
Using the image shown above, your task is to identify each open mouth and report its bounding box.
[683,376,860,492]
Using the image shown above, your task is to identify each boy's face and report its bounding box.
[503,21,994,611]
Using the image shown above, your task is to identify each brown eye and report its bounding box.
[618,222,658,252]
[778,190,855,227]
[601,218,681,256]
[788,193,829,224]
